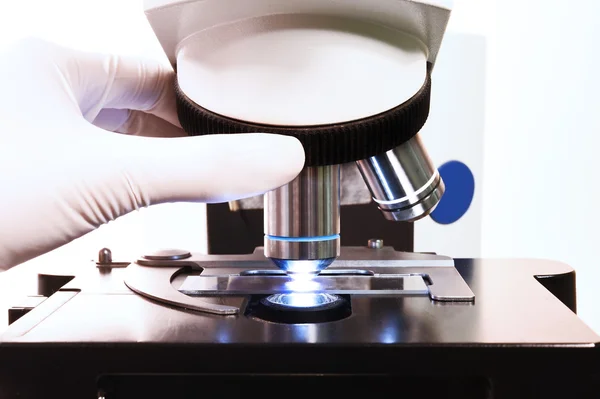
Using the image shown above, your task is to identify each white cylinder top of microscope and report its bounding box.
[176,14,427,126]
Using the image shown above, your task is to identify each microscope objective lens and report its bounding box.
[269,258,336,275]
[265,293,341,309]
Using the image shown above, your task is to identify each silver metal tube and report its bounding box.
[356,134,444,222]
[264,165,341,275]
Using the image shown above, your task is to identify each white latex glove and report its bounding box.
[0,38,305,270]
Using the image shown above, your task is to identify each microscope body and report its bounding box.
[145,0,450,280]
[0,3,598,398]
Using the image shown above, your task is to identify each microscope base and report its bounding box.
[0,253,598,399]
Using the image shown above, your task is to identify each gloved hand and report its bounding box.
[0,38,305,270]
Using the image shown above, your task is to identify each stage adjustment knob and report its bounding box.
[142,249,192,261]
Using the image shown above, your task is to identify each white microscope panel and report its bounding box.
[414,32,485,258]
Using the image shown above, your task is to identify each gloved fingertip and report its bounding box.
[117,132,308,204]
[235,133,306,188]
[263,133,306,172]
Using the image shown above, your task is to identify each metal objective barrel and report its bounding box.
[264,165,341,276]
[356,134,444,222]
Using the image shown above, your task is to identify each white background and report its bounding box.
[0,0,598,333]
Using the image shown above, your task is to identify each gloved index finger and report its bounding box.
[72,50,181,128]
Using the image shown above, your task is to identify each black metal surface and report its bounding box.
[7,308,29,326]
[0,258,598,398]
[207,202,414,254]
[7,295,46,325]
[97,374,493,399]
[535,271,577,313]
[37,273,74,297]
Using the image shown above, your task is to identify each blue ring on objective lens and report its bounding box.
[266,234,340,242]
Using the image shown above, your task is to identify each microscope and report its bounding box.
[126,0,475,320]
[103,0,476,323]
[0,1,598,398]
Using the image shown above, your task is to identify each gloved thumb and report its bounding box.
[108,132,305,207]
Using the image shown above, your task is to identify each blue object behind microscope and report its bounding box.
[430,160,475,225]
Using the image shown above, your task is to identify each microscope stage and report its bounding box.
[0,248,598,398]
[178,272,430,296]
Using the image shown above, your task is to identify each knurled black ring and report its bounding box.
[175,63,431,166]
